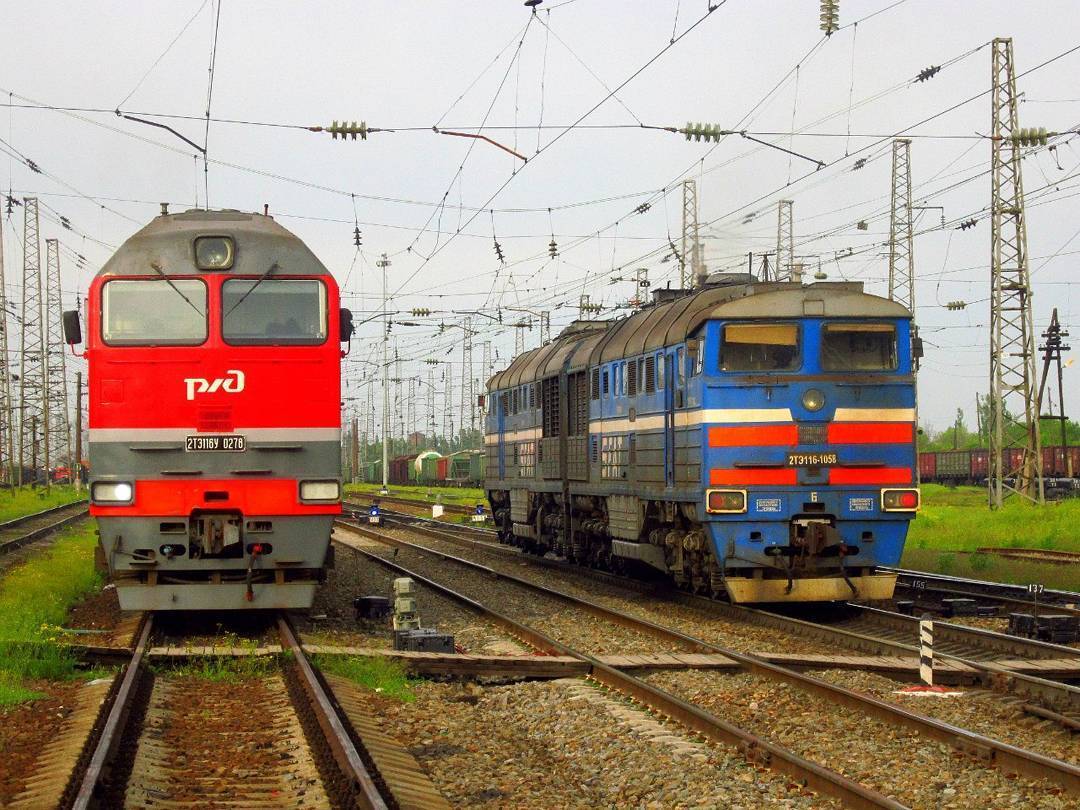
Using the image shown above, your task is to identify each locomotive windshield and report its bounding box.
[820,322,897,371]
[102,279,207,345]
[222,278,327,344]
[720,323,799,371]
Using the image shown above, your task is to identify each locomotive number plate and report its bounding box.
[786,452,837,466]
[185,434,246,452]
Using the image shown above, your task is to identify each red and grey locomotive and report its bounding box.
[64,208,353,610]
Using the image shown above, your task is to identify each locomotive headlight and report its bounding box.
[194,236,235,270]
[801,388,825,412]
[882,488,920,511]
[300,480,340,502]
[91,481,133,504]
[706,489,747,514]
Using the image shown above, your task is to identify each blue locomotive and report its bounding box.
[484,275,920,602]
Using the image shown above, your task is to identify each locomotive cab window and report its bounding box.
[102,278,208,345]
[720,323,799,372]
[222,278,327,345]
[821,322,897,371]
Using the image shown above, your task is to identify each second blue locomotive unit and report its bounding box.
[484,275,920,602]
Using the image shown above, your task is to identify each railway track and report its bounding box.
[365,506,1080,697]
[28,610,449,810]
[0,500,90,556]
[334,518,1080,804]
[888,567,1080,618]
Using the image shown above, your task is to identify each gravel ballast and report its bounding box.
[644,669,1073,808]
[354,676,835,808]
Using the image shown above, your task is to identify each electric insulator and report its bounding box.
[946,301,967,311]
[856,221,868,231]
[683,122,726,143]
[353,226,362,247]
[820,0,839,34]
[852,158,867,170]
[634,202,652,215]
[328,120,369,140]
[1011,127,1052,147]
[916,65,941,83]
[26,159,41,174]
[548,238,558,259]
[411,308,431,316]
[493,239,505,263]
[958,218,977,231]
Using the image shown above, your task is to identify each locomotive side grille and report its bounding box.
[198,406,233,433]
[798,424,828,445]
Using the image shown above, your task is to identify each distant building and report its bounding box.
[407,431,426,448]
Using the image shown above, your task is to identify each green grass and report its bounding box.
[0,485,84,524]
[902,484,1080,591]
[315,654,417,702]
[162,653,277,682]
[908,484,1080,553]
[345,482,486,506]
[0,522,102,706]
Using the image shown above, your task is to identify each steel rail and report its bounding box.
[888,566,1080,606]
[0,501,90,554]
[374,512,1080,711]
[339,519,1080,794]
[70,613,152,810]
[333,522,905,810]
[276,614,389,810]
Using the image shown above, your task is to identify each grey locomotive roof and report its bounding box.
[96,209,330,278]
[487,281,910,391]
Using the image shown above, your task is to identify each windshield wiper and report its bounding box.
[149,260,203,317]
[224,262,280,318]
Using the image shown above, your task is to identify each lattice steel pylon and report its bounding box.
[989,37,1043,506]
[44,239,72,477]
[888,139,915,311]
[0,219,13,484]
[775,200,794,282]
[680,179,705,287]
[19,198,46,485]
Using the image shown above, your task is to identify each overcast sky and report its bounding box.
[2,0,1079,434]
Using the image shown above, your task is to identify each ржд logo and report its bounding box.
[184,369,245,400]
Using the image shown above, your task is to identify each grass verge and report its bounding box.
[345,482,486,506]
[904,484,1080,591]
[315,654,417,702]
[0,485,84,524]
[0,521,102,706]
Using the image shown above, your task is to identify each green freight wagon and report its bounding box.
[469,450,485,483]
[418,450,443,484]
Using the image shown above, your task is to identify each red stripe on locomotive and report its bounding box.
[90,478,341,517]
[826,422,913,444]
[707,425,798,447]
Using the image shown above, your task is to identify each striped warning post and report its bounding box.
[919,614,934,686]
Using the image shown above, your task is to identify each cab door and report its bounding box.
[664,352,675,488]
[497,393,506,480]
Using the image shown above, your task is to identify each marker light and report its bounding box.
[706,489,747,514]
[881,488,920,511]
[300,480,340,501]
[92,481,133,503]
[801,388,825,412]
[194,236,235,270]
